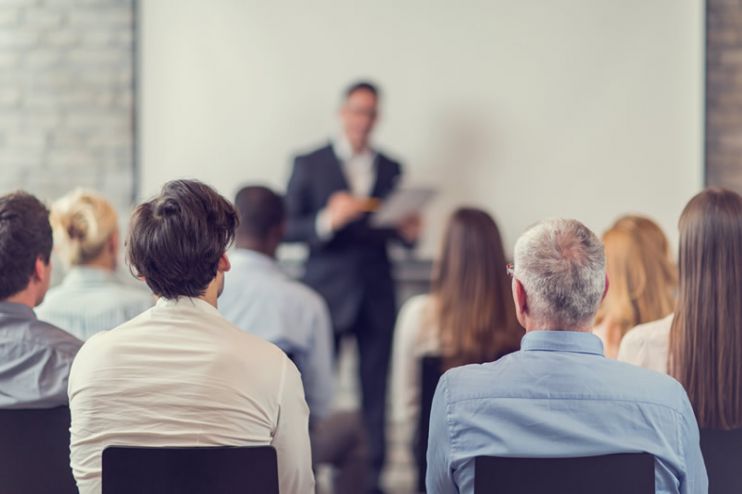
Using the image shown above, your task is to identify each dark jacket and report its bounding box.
[284,143,404,332]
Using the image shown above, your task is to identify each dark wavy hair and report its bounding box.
[126,180,238,299]
[0,192,53,300]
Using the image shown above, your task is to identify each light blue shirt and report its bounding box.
[37,267,154,341]
[0,301,82,408]
[219,249,334,420]
[426,330,708,494]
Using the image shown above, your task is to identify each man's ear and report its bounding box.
[601,275,610,303]
[513,278,528,317]
[217,253,231,273]
[32,257,47,283]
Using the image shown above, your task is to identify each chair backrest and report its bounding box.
[415,355,444,492]
[102,445,279,494]
[474,453,655,494]
[700,427,742,494]
[0,406,77,494]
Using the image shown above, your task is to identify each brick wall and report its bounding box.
[0,0,134,211]
[706,0,742,192]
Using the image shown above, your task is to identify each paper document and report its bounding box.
[371,187,436,227]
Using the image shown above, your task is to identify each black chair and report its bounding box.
[0,406,78,494]
[474,453,655,494]
[700,427,742,494]
[102,445,279,494]
[415,355,444,492]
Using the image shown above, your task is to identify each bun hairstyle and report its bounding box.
[50,189,118,266]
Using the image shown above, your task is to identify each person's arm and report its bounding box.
[677,386,709,494]
[391,297,425,430]
[297,298,335,422]
[284,156,324,246]
[426,373,458,494]
[271,356,315,493]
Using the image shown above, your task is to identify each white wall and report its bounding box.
[139,0,704,257]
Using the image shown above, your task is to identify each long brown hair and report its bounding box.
[669,188,742,429]
[432,208,522,370]
[595,215,677,340]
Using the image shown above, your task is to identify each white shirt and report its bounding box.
[617,313,673,374]
[68,297,314,494]
[390,295,440,435]
[315,136,378,239]
[219,249,335,421]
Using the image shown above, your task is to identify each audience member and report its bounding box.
[0,191,82,408]
[620,188,742,432]
[220,185,367,492]
[426,218,707,494]
[68,180,314,494]
[593,215,676,358]
[391,207,521,439]
[37,189,153,339]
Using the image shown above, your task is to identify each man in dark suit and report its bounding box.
[285,81,420,493]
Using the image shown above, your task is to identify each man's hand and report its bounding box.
[326,192,365,231]
[397,214,422,244]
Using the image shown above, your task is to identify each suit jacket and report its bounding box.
[284,143,404,332]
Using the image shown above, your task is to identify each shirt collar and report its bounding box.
[62,266,116,286]
[155,296,221,317]
[521,330,604,356]
[0,301,36,320]
[332,134,375,163]
[229,248,280,272]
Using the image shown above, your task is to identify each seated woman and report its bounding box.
[593,215,677,358]
[619,188,742,431]
[37,189,153,340]
[391,207,523,487]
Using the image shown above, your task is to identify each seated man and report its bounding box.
[68,180,314,494]
[220,185,367,493]
[426,218,707,494]
[0,191,82,408]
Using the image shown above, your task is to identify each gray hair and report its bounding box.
[513,218,605,329]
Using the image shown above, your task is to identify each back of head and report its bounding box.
[596,215,677,335]
[0,192,53,300]
[670,188,742,429]
[433,207,521,369]
[50,189,118,267]
[127,180,238,299]
[513,218,605,330]
[234,185,285,244]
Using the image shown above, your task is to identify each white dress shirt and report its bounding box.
[390,295,440,435]
[315,136,378,239]
[617,313,673,374]
[68,296,314,494]
[219,249,335,421]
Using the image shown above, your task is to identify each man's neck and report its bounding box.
[235,240,276,259]
[4,289,36,309]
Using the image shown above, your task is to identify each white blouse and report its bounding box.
[390,294,440,435]
[617,314,673,374]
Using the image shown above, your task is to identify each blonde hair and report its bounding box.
[595,215,677,338]
[50,189,118,266]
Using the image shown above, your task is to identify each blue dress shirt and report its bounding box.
[219,249,334,421]
[37,267,153,341]
[0,301,82,408]
[426,330,707,494]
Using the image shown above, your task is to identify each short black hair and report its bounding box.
[234,186,285,241]
[344,80,380,99]
[0,192,53,300]
[126,180,238,299]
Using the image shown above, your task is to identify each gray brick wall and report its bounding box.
[0,0,134,211]
[707,0,742,192]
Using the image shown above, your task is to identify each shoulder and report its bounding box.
[294,143,334,164]
[398,294,433,322]
[376,150,402,173]
[619,314,673,361]
[28,319,82,356]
